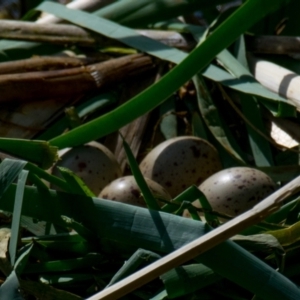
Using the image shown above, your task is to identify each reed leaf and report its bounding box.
[0,2,294,115]
[216,49,275,166]
[57,167,95,197]
[60,215,97,244]
[122,137,160,210]
[107,249,161,287]
[0,243,34,300]
[0,159,27,198]
[0,182,299,299]
[22,232,94,256]
[194,74,247,164]
[266,221,300,247]
[24,163,70,192]
[22,253,103,274]
[43,0,291,149]
[152,21,293,110]
[94,0,232,27]
[0,139,57,169]
[161,263,222,298]
[9,170,28,266]
[0,271,24,300]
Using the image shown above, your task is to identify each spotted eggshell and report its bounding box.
[52,141,122,195]
[187,167,276,218]
[99,175,171,207]
[139,136,222,197]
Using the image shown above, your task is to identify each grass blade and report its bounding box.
[22,232,94,256]
[0,158,27,198]
[94,0,232,27]
[194,74,247,164]
[0,139,57,169]
[107,249,161,287]
[1,178,300,299]
[161,264,222,298]
[46,0,291,149]
[266,221,300,247]
[23,253,103,274]
[122,137,160,210]
[36,1,187,64]
[0,271,24,299]
[9,170,29,266]
[57,167,95,197]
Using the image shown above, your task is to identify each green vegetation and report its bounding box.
[1,0,300,299]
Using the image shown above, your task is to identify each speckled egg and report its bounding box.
[99,175,171,207]
[185,167,276,218]
[139,136,222,197]
[51,141,122,195]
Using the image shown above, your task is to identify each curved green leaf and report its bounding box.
[44,0,291,149]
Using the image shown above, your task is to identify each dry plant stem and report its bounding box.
[0,97,81,139]
[248,54,300,111]
[0,54,154,103]
[0,56,103,75]
[87,175,300,300]
[136,29,196,51]
[105,64,165,171]
[0,20,107,47]
[0,20,196,51]
[37,0,115,24]
[246,35,300,54]
[110,114,151,172]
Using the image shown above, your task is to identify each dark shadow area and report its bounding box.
[219,74,259,87]
[278,73,298,99]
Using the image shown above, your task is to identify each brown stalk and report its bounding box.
[0,54,154,103]
[104,63,166,172]
[246,35,300,54]
[0,20,196,51]
[0,20,108,47]
[0,56,108,75]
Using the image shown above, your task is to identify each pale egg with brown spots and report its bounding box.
[184,167,276,219]
[139,136,222,197]
[99,175,171,207]
[51,141,122,195]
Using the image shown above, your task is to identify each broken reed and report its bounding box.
[0,54,154,102]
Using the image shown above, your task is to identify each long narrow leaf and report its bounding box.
[194,74,247,164]
[22,253,103,274]
[161,264,222,298]
[41,0,292,149]
[122,137,160,210]
[0,139,57,169]
[58,167,95,197]
[0,159,27,198]
[107,249,161,287]
[9,170,29,266]
[94,0,232,27]
[0,271,24,300]
[266,221,300,247]
[240,94,274,166]
[216,49,275,166]
[24,163,70,192]
[0,184,299,299]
